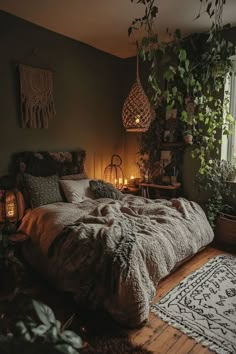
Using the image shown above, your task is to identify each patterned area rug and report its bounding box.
[151,255,236,354]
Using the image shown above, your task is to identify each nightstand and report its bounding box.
[122,186,139,195]
[139,183,181,199]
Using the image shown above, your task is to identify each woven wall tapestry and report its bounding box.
[19,64,56,128]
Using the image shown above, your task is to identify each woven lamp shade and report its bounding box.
[122,54,151,132]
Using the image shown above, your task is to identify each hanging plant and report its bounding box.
[129,0,235,175]
[128,0,161,107]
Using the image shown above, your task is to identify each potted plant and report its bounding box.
[197,159,236,245]
[0,299,83,353]
[183,130,193,144]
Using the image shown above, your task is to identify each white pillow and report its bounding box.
[60,179,93,203]
[60,173,88,180]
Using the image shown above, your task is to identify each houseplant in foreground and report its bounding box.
[0,299,83,354]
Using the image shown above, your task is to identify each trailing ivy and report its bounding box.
[129,0,235,175]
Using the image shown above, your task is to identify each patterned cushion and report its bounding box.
[24,174,63,208]
[89,179,122,200]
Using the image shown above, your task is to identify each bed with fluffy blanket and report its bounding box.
[19,194,214,327]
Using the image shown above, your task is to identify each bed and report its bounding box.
[10,150,214,328]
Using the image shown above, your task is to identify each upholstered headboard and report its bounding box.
[8,150,86,207]
[9,150,86,178]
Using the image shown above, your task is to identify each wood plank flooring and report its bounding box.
[129,247,230,354]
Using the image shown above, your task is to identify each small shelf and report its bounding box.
[160,142,185,149]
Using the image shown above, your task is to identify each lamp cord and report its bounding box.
[136,41,140,82]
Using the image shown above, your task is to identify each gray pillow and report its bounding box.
[24,174,63,208]
[89,179,122,200]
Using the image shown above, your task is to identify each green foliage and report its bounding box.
[129,0,235,174]
[183,130,192,136]
[197,159,236,227]
[0,300,83,354]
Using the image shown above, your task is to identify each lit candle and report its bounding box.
[130,175,134,180]
[118,178,123,186]
[124,178,128,185]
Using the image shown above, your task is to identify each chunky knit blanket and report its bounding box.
[19,196,214,327]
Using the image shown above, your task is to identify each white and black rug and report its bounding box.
[151,255,236,354]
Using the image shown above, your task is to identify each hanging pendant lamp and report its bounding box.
[122,48,151,133]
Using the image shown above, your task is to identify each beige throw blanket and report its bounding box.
[19,196,214,327]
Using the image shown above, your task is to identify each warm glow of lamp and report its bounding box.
[104,155,124,190]
[122,46,151,133]
[135,115,140,124]
[0,189,25,224]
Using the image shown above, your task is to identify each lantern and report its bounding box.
[122,52,152,132]
[0,189,25,225]
[104,155,124,190]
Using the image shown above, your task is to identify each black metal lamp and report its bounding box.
[103,155,124,190]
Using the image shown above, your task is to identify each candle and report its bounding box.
[130,175,134,180]
[124,178,128,185]
[118,178,123,185]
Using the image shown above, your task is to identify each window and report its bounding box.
[221,64,236,163]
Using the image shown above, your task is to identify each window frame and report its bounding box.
[221,65,236,163]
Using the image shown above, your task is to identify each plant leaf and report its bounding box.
[32,300,56,326]
[55,344,79,354]
[60,331,83,349]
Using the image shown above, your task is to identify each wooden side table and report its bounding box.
[122,186,139,195]
[139,183,181,199]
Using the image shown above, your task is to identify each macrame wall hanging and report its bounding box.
[19,64,56,128]
[122,49,151,132]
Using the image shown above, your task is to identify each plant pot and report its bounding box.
[183,134,193,144]
[215,212,236,247]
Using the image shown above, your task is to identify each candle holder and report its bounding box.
[104,155,124,190]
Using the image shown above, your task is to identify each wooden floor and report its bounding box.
[129,247,230,354]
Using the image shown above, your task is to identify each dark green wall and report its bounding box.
[0,10,125,178]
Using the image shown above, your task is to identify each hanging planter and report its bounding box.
[104,155,124,190]
[122,53,151,132]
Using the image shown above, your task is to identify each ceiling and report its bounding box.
[0,0,236,58]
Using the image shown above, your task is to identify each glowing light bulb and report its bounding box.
[134,115,140,124]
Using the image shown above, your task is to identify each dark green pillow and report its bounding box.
[24,174,63,208]
[89,179,122,200]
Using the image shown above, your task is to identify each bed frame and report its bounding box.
[9,150,207,298]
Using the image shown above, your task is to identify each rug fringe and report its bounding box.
[151,306,231,354]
